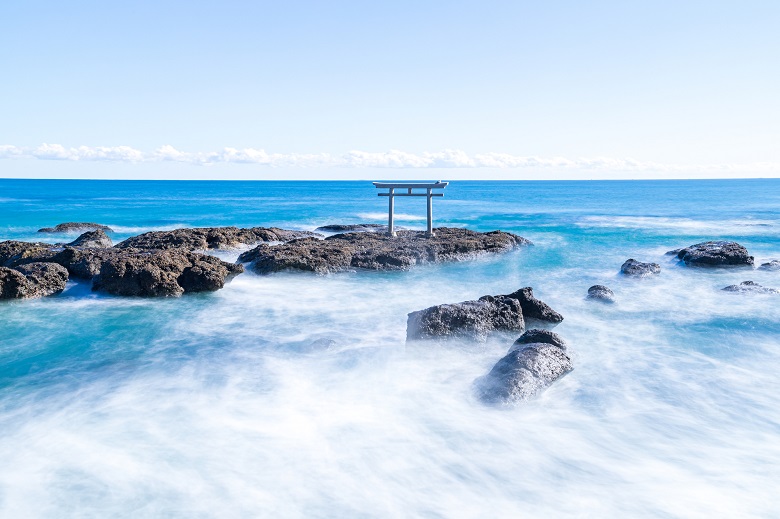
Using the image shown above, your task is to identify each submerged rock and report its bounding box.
[475,343,573,404]
[315,224,390,233]
[66,229,113,248]
[758,260,780,271]
[38,222,113,233]
[509,329,567,352]
[502,287,564,324]
[671,241,753,267]
[722,281,779,294]
[406,296,524,342]
[240,228,532,275]
[620,259,661,277]
[116,226,321,251]
[92,250,244,297]
[586,284,615,303]
[0,263,68,299]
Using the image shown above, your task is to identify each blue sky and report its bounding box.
[1,0,779,179]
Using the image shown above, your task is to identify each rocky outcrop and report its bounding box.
[475,343,573,404]
[0,263,68,299]
[621,259,661,277]
[759,260,780,271]
[722,281,779,294]
[671,241,754,267]
[406,296,524,342]
[315,224,389,233]
[502,287,563,324]
[116,226,320,251]
[509,329,567,352]
[0,241,56,267]
[38,222,113,233]
[587,284,615,302]
[66,230,113,248]
[49,247,129,279]
[240,228,532,275]
[92,250,244,297]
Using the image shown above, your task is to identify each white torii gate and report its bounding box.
[373,181,449,237]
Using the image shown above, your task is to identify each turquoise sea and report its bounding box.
[1,179,779,517]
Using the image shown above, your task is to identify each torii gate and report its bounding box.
[373,181,449,237]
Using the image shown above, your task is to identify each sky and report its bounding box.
[1,0,779,180]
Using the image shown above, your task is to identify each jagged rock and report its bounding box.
[116,226,320,251]
[759,260,780,271]
[0,263,68,299]
[50,247,130,279]
[475,343,573,404]
[0,241,56,267]
[406,296,524,342]
[587,284,615,303]
[722,281,779,294]
[670,241,753,267]
[621,259,661,277]
[315,224,390,233]
[38,222,113,233]
[240,228,532,274]
[509,329,567,352]
[92,250,244,297]
[502,287,563,324]
[66,229,112,248]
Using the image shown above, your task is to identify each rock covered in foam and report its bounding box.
[722,281,779,294]
[670,241,753,267]
[758,260,780,271]
[587,284,615,302]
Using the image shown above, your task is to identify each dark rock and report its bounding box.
[116,226,321,251]
[587,284,615,303]
[722,281,779,294]
[66,229,112,248]
[502,287,564,324]
[0,263,68,299]
[475,343,573,404]
[0,267,32,299]
[406,296,525,342]
[315,224,390,233]
[49,247,126,279]
[671,241,753,267]
[240,228,532,274]
[621,259,661,277]
[509,329,567,352]
[0,241,56,267]
[92,250,244,297]
[38,222,113,233]
[759,260,780,271]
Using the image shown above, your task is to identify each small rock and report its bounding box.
[0,263,68,299]
[759,260,780,271]
[621,259,661,277]
[38,222,113,233]
[670,241,753,267]
[722,281,779,294]
[66,229,113,248]
[587,284,615,302]
[509,329,567,352]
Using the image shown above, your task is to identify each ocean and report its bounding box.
[1,179,779,517]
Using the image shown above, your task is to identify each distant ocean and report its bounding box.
[1,179,779,517]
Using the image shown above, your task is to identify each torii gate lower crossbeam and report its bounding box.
[373,181,449,236]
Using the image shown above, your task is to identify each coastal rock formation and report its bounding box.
[406,296,525,342]
[240,228,532,274]
[66,229,113,248]
[621,259,661,277]
[503,287,564,324]
[586,284,615,302]
[38,222,113,233]
[0,241,56,267]
[315,224,389,233]
[670,241,753,267]
[509,329,567,352]
[722,281,779,294]
[759,260,780,271]
[0,263,68,299]
[116,226,321,251]
[93,250,244,297]
[475,343,573,404]
[50,247,130,279]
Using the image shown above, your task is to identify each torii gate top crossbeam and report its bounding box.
[372,181,449,236]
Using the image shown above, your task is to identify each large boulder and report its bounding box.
[586,284,615,303]
[501,287,564,324]
[722,281,779,294]
[671,241,753,267]
[38,222,113,233]
[116,227,321,251]
[509,329,567,352]
[66,229,113,248]
[406,296,524,342]
[475,343,573,404]
[92,250,244,297]
[239,228,532,274]
[621,259,661,277]
[0,263,68,299]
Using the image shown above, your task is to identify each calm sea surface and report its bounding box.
[1,179,779,517]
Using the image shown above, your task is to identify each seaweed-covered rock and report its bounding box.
[475,343,573,404]
[92,250,244,297]
[722,281,779,294]
[620,259,661,277]
[586,284,615,302]
[116,227,321,251]
[502,287,564,324]
[66,229,113,248]
[759,260,780,271]
[38,222,113,233]
[0,241,56,267]
[406,296,524,342]
[509,329,567,352]
[0,263,68,299]
[240,228,532,275]
[671,241,753,267]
